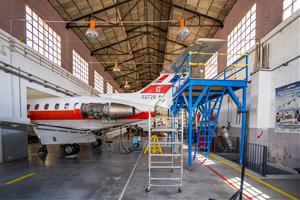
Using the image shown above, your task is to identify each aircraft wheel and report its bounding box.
[73,143,80,154]
[63,144,75,155]
[92,139,102,148]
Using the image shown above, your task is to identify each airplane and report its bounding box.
[27,38,226,156]
[28,74,174,155]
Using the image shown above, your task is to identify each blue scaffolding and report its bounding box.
[170,50,249,169]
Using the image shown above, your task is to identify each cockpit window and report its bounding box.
[44,104,49,110]
[34,104,39,110]
[55,103,59,110]
[64,103,69,109]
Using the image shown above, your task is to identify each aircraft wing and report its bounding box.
[166,38,226,73]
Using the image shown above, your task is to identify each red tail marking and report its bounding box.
[156,74,169,83]
[141,85,171,93]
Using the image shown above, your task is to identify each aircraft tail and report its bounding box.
[137,73,173,94]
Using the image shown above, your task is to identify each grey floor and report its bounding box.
[0,137,299,200]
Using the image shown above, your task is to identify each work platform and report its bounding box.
[168,40,249,170]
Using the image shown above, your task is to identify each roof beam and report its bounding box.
[148,32,188,47]
[91,32,145,55]
[113,65,150,80]
[159,0,223,27]
[66,0,135,28]
[104,54,145,71]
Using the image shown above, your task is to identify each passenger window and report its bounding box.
[34,104,39,110]
[64,103,69,109]
[74,103,80,109]
[55,103,59,110]
[44,104,49,110]
[27,104,30,111]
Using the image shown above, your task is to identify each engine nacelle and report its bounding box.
[81,103,139,119]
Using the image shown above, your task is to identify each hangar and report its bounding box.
[0,0,299,199]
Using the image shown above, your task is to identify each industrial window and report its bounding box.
[25,5,61,66]
[227,4,256,65]
[44,104,49,110]
[34,104,39,110]
[55,103,59,110]
[283,0,300,20]
[72,50,89,84]
[205,52,218,79]
[64,103,69,110]
[94,71,104,93]
[106,83,113,94]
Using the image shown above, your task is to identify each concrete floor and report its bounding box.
[0,137,299,200]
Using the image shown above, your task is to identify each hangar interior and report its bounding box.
[0,0,299,199]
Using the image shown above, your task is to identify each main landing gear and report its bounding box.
[62,143,80,155]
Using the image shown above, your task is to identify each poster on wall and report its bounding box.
[275,81,300,133]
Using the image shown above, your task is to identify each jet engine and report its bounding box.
[81,103,140,119]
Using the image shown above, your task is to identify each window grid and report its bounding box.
[94,71,104,93]
[283,0,300,20]
[227,4,256,66]
[73,50,89,84]
[205,52,218,79]
[25,5,61,66]
[106,83,113,94]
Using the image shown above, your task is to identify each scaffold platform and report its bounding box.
[168,40,249,170]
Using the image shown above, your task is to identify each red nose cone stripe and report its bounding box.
[141,85,171,93]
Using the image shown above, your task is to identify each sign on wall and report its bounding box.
[275,81,300,133]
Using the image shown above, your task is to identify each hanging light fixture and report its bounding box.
[177,18,190,40]
[85,18,99,41]
[112,62,121,72]
[124,80,130,89]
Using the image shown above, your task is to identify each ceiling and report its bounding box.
[49,0,237,91]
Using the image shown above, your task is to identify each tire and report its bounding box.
[178,186,182,193]
[145,187,151,193]
[92,139,102,148]
[73,143,80,154]
[63,144,75,155]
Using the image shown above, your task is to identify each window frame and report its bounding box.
[283,0,300,20]
[25,5,61,66]
[227,4,256,66]
[72,50,89,84]
[94,71,104,93]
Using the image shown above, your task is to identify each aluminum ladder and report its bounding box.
[146,110,184,193]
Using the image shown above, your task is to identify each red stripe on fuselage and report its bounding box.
[28,110,154,120]
[121,112,155,120]
[28,109,83,120]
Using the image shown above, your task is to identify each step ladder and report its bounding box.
[193,88,225,159]
[146,110,184,193]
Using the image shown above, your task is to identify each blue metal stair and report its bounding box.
[193,88,226,160]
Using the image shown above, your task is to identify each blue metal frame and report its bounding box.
[171,52,249,169]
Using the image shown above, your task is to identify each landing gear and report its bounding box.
[62,143,80,155]
[92,139,102,148]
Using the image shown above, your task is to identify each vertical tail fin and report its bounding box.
[137,74,173,94]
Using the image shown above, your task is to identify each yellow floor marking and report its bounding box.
[5,172,35,185]
[210,154,299,200]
